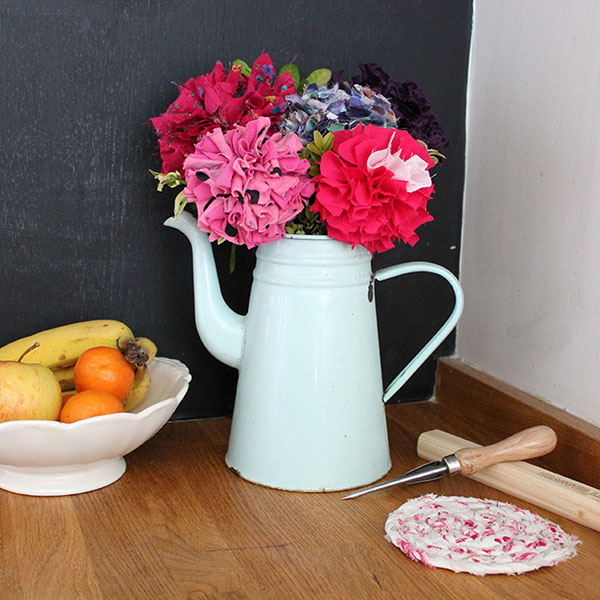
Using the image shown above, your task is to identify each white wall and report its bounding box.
[458,0,600,427]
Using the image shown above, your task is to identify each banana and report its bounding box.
[47,332,158,401]
[0,320,134,369]
[52,364,75,391]
[124,366,152,412]
[51,337,157,392]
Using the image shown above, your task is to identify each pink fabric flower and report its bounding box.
[312,124,435,254]
[151,54,296,174]
[183,117,314,248]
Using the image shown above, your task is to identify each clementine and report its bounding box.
[59,389,124,423]
[74,346,134,401]
[61,392,76,407]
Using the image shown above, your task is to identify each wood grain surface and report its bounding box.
[0,401,597,600]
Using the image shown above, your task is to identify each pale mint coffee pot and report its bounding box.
[166,211,464,491]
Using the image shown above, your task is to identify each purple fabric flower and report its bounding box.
[351,63,448,151]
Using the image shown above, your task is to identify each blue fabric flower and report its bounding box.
[277,82,397,145]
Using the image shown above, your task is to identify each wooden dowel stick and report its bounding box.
[417,429,600,532]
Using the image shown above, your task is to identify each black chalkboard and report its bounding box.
[0,1,472,419]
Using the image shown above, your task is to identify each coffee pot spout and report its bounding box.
[164,211,245,369]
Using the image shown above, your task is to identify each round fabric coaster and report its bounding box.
[385,494,579,576]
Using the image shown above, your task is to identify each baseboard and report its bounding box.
[434,357,600,489]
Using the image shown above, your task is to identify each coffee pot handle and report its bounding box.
[374,262,464,403]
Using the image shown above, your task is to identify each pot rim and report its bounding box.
[283,233,333,241]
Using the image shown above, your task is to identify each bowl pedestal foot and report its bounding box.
[0,457,126,496]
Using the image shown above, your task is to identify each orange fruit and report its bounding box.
[74,346,134,402]
[61,392,76,406]
[59,390,124,423]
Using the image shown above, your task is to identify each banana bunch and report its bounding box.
[0,320,157,411]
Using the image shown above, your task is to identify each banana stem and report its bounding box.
[122,341,149,368]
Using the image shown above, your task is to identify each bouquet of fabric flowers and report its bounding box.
[150,53,447,255]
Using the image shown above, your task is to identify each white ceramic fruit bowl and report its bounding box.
[0,357,191,496]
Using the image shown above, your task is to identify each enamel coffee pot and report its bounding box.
[166,211,464,491]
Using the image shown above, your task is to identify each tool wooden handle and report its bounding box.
[417,429,600,531]
[453,425,557,475]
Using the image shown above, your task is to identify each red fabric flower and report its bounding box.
[151,54,296,174]
[312,124,435,253]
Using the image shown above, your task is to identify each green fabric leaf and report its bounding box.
[308,164,320,177]
[311,130,334,153]
[232,59,251,76]
[229,244,237,274]
[416,140,445,165]
[284,202,327,236]
[312,130,325,149]
[305,68,332,88]
[150,169,184,192]
[278,63,300,86]
[321,132,334,152]
[173,189,188,218]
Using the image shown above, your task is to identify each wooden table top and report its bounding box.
[1,401,597,599]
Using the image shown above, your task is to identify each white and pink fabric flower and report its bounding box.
[183,116,314,248]
[312,124,435,254]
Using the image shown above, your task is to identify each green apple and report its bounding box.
[0,344,62,422]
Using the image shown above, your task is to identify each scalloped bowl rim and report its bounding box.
[0,357,192,469]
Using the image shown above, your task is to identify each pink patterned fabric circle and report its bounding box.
[385,494,579,576]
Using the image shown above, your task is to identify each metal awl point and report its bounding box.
[341,455,462,500]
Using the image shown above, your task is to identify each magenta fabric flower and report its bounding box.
[312,124,435,253]
[183,117,314,248]
[151,54,296,174]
